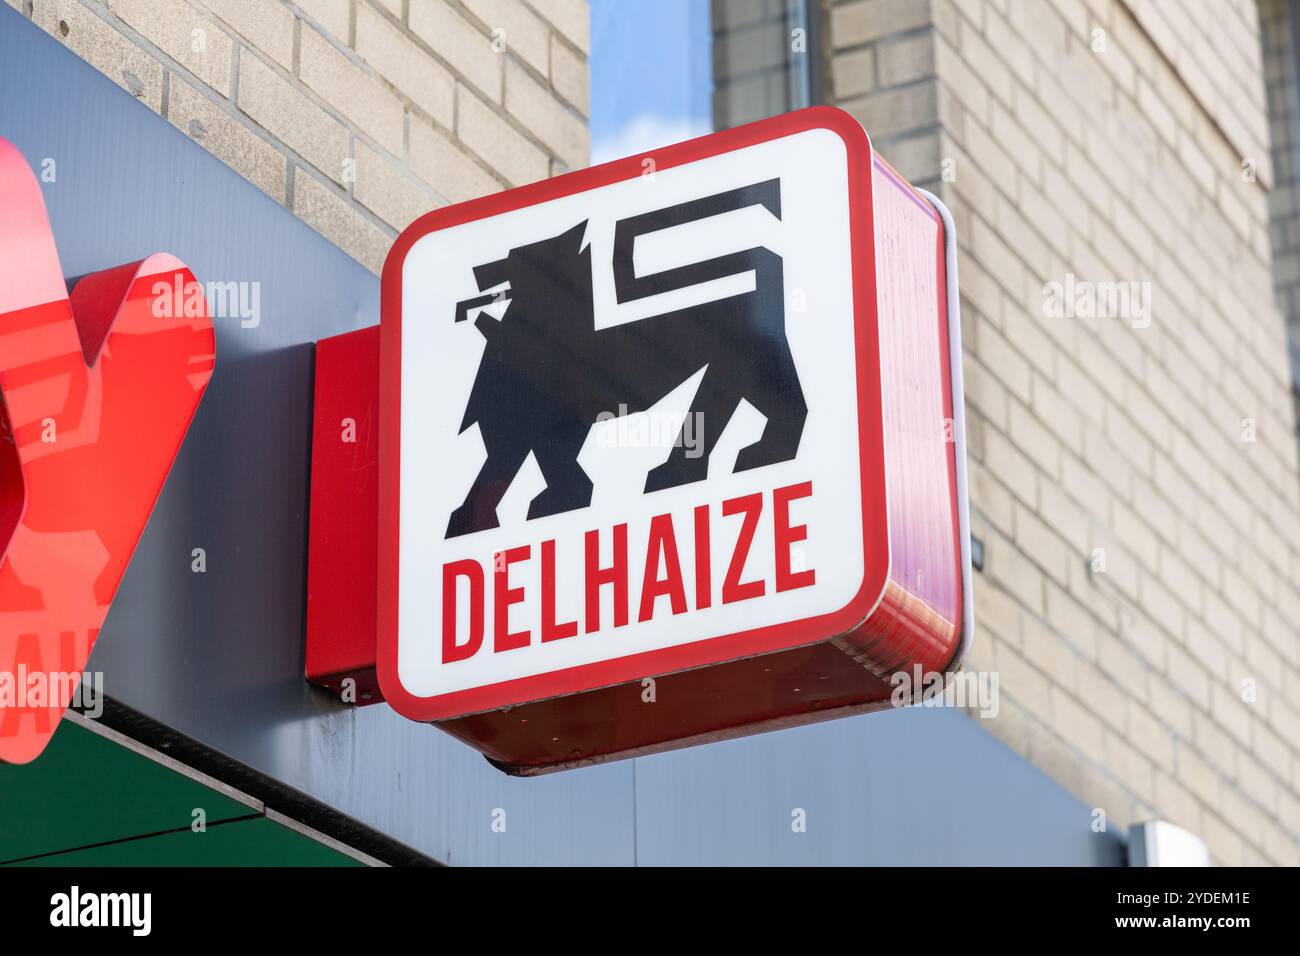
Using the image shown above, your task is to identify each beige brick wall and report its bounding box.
[1259,0,1300,455]
[829,0,1300,865]
[1127,0,1273,188]
[827,0,940,187]
[12,0,589,273]
[710,0,807,129]
[1262,0,1300,340]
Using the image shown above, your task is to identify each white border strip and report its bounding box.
[66,710,262,813]
[264,808,388,868]
[65,711,385,866]
[918,189,974,671]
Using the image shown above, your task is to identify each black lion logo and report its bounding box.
[446,178,806,539]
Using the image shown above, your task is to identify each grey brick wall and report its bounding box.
[7,0,590,273]
[828,0,1300,865]
[1262,0,1300,340]
[710,0,810,129]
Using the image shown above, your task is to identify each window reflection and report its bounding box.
[590,0,820,165]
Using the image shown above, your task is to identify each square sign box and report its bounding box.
[309,107,971,774]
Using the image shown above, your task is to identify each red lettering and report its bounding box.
[442,559,484,664]
[439,482,815,655]
[693,503,711,610]
[638,513,687,622]
[541,539,577,642]
[585,524,628,632]
[722,492,765,603]
[774,481,816,591]
[493,545,530,652]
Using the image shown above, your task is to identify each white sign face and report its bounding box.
[379,112,889,721]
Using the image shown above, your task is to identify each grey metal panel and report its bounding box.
[633,707,1123,865]
[1,8,1122,866]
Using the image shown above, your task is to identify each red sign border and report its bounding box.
[377,106,889,723]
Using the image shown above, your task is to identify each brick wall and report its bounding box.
[710,0,808,129]
[826,0,939,187]
[829,0,1300,865]
[1261,0,1300,338]
[5,0,590,273]
[1259,0,1300,449]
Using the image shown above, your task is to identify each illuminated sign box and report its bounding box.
[306,107,972,774]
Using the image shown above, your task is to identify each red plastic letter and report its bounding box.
[721,493,765,604]
[584,524,628,633]
[638,513,687,622]
[442,559,485,663]
[541,539,577,643]
[774,481,816,592]
[493,545,531,652]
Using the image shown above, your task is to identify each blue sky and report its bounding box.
[588,0,713,164]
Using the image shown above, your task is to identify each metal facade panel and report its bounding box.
[633,707,1123,866]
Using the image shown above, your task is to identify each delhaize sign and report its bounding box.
[353,108,967,775]
[350,106,973,773]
